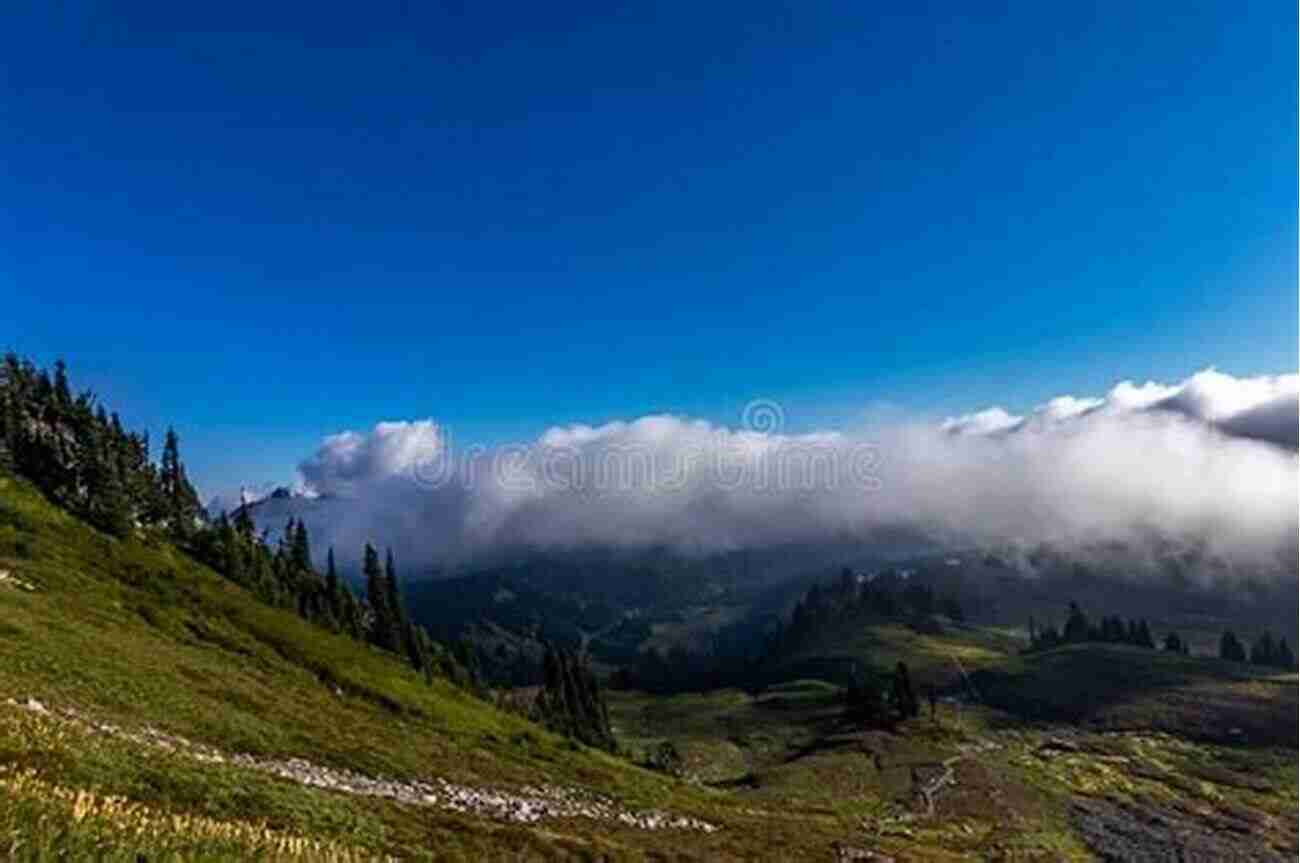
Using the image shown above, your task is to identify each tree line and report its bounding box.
[1027,602,1158,651]
[0,354,478,691]
[531,643,615,751]
[845,660,920,727]
[1218,630,1295,669]
[613,567,967,695]
[1029,601,1296,670]
[1,354,203,538]
[769,568,965,658]
[1,354,622,750]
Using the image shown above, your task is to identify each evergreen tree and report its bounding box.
[233,502,255,538]
[845,662,887,722]
[1063,602,1090,643]
[891,661,919,719]
[159,427,202,535]
[1219,631,1247,662]
[1250,633,1277,667]
[341,589,364,640]
[1163,631,1183,653]
[52,359,71,405]
[403,620,424,671]
[0,353,408,655]
[383,548,408,653]
[453,639,484,693]
[1275,638,1295,670]
[325,547,342,620]
[215,512,245,585]
[363,543,393,650]
[291,520,312,572]
[413,625,435,685]
[533,644,615,751]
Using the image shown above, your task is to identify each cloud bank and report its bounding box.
[246,369,1298,576]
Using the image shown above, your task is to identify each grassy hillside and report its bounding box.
[768,615,1023,690]
[972,642,1298,744]
[2,470,1296,860]
[0,472,843,860]
[608,676,1298,861]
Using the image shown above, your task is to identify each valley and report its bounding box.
[2,467,1295,859]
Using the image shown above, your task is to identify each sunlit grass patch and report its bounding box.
[0,766,380,861]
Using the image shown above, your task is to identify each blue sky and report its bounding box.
[3,0,1295,494]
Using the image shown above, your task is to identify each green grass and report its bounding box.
[1,471,1296,860]
[771,617,1021,691]
[971,642,1298,744]
[0,475,727,858]
[0,472,967,859]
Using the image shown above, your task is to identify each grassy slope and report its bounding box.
[2,470,1296,860]
[972,642,1299,744]
[610,615,1297,859]
[771,615,1024,690]
[768,611,1296,747]
[0,473,865,860]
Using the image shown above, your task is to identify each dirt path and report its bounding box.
[6,696,718,833]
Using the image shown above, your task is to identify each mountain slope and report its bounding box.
[0,472,812,860]
[3,470,1297,860]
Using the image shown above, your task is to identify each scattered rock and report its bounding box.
[832,842,891,861]
[1,696,717,833]
[1071,797,1289,862]
[0,569,36,591]
[1036,736,1080,756]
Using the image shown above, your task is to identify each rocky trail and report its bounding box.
[905,736,1004,818]
[6,696,718,834]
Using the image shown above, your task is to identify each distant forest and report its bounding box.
[1028,600,1295,670]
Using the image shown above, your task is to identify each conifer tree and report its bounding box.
[363,543,392,650]
[291,520,312,572]
[413,625,435,685]
[159,427,202,536]
[325,547,342,620]
[891,661,919,719]
[233,502,256,538]
[846,662,886,722]
[1250,633,1277,666]
[384,548,408,653]
[400,620,418,669]
[1219,631,1247,662]
[52,359,71,405]
[1275,638,1295,670]
[453,639,484,693]
[533,644,615,750]
[1063,602,1090,643]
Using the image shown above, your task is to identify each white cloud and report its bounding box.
[263,368,1297,575]
[298,420,444,497]
[941,407,1022,436]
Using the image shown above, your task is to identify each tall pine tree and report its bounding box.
[364,543,395,651]
[159,427,202,536]
[384,548,408,654]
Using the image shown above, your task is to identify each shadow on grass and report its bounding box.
[970,643,1298,746]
